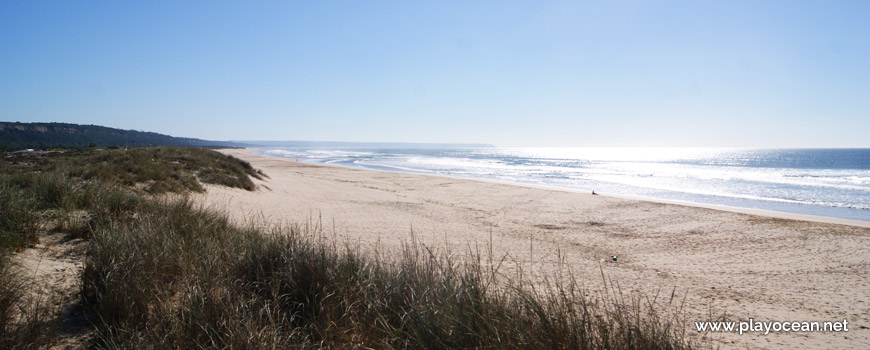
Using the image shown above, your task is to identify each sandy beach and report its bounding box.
[196,149,870,349]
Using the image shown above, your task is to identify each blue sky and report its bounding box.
[1,1,868,147]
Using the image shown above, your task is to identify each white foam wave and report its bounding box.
[257,147,870,216]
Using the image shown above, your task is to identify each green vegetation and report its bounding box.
[3,147,265,194]
[0,121,243,151]
[0,168,146,347]
[1,147,698,349]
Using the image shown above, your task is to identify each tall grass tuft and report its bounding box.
[0,249,62,348]
[0,253,18,338]
[0,178,40,250]
[81,198,697,349]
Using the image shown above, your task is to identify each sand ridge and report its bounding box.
[195,148,870,349]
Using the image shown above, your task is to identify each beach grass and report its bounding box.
[2,146,264,194]
[81,199,695,349]
[1,147,699,349]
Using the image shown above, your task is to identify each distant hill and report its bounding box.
[0,122,246,151]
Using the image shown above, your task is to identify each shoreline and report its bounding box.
[200,148,870,349]
[252,148,870,229]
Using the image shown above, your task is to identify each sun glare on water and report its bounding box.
[506,147,736,162]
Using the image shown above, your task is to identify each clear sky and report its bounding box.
[1,1,868,147]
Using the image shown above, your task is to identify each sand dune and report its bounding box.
[196,149,870,349]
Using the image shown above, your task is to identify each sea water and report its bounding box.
[258,147,870,222]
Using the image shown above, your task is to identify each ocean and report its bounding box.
[257,147,870,222]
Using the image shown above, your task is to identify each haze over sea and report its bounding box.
[260,147,870,222]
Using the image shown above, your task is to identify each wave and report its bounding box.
[256,147,870,221]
